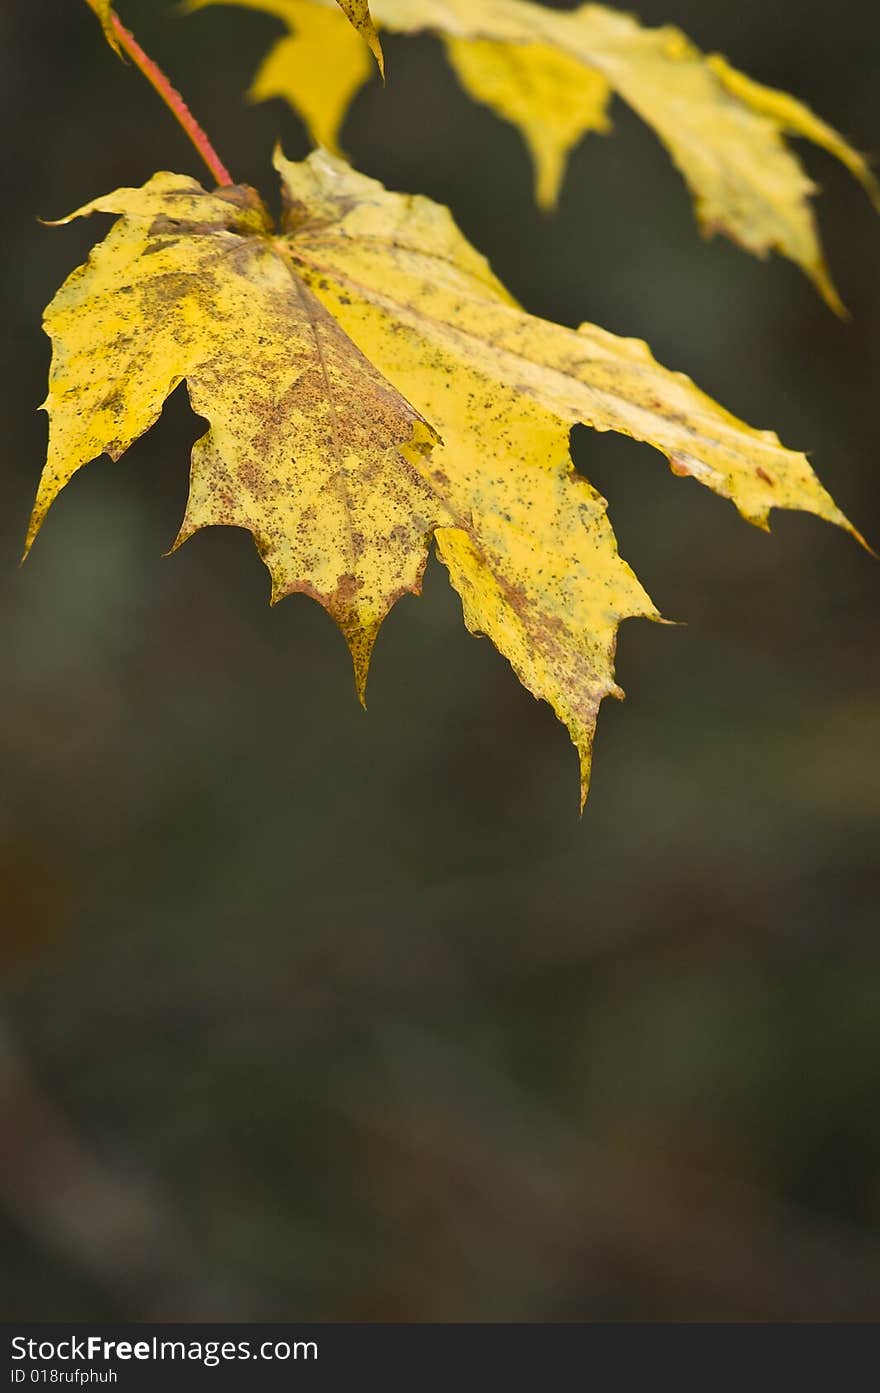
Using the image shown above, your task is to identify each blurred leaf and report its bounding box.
[244,0,373,154]
[192,0,879,309]
[444,34,611,212]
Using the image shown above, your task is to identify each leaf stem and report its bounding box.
[110,12,234,188]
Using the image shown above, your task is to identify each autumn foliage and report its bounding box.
[29,0,875,805]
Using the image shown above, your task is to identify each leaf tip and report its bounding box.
[843,517,877,559]
[366,29,385,81]
[812,260,849,320]
[166,518,196,557]
[21,507,45,566]
[322,590,385,708]
[84,0,125,61]
[577,745,593,815]
[344,619,379,709]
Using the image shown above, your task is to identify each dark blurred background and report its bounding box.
[1,0,878,1321]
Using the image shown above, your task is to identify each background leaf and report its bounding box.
[194,0,880,307]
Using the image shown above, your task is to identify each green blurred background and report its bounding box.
[1,0,878,1320]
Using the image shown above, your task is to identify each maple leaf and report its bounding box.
[445,34,611,213]
[232,0,374,154]
[191,0,879,309]
[29,153,858,805]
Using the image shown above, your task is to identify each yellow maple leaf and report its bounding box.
[232,0,373,155]
[191,0,879,309]
[30,153,859,805]
[445,36,611,211]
